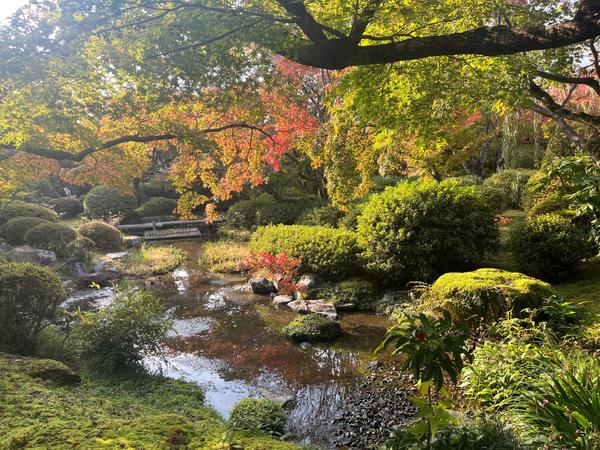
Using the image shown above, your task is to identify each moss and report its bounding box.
[201,240,250,273]
[422,268,555,323]
[113,245,185,276]
[282,314,341,342]
[23,357,81,385]
[229,398,286,435]
[0,354,299,450]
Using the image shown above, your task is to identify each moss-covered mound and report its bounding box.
[421,268,554,323]
[0,201,58,225]
[282,313,341,342]
[0,354,298,450]
[327,277,378,310]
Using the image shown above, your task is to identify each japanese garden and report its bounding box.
[0,1,599,449]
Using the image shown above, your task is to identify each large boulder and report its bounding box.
[273,295,293,306]
[123,235,143,249]
[249,277,276,296]
[287,299,337,319]
[296,273,321,291]
[25,358,81,386]
[282,314,341,342]
[7,245,57,265]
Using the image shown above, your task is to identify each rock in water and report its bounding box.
[273,295,293,306]
[287,299,338,319]
[296,273,321,291]
[249,277,276,295]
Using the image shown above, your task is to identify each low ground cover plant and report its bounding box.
[113,245,185,276]
[229,398,287,436]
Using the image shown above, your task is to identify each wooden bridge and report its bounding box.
[118,218,224,241]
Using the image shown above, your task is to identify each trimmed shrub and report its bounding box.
[481,169,533,210]
[226,196,304,230]
[51,197,83,218]
[325,277,378,310]
[420,268,554,323]
[65,236,96,262]
[509,214,589,280]
[78,221,123,251]
[229,398,286,436]
[25,223,78,258]
[83,186,137,220]
[72,286,172,371]
[250,224,361,279]
[0,201,58,225]
[282,313,341,342]
[2,217,49,245]
[0,263,65,353]
[357,179,498,284]
[297,205,344,227]
[135,197,177,218]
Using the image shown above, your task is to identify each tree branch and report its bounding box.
[536,70,600,96]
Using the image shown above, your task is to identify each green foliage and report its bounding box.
[78,220,123,251]
[510,214,590,280]
[226,196,305,230]
[357,179,498,284]
[113,245,185,276]
[0,201,57,225]
[422,268,554,324]
[24,222,78,258]
[0,263,65,354]
[338,201,365,230]
[250,224,361,279]
[65,236,96,263]
[282,313,341,342]
[201,240,250,273]
[135,196,178,218]
[51,197,83,218]
[481,169,533,210]
[72,286,172,372]
[378,311,469,392]
[526,192,570,217]
[1,216,49,245]
[229,398,286,436]
[83,186,137,220]
[140,180,178,199]
[324,277,378,310]
[297,205,344,227]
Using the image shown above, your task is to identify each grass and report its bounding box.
[201,240,250,273]
[114,245,186,276]
[0,353,298,449]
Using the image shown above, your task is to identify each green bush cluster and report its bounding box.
[0,263,65,354]
[226,195,305,229]
[65,236,96,263]
[83,186,137,220]
[51,197,83,218]
[24,223,78,258]
[229,398,287,436]
[1,216,49,245]
[325,277,378,310]
[510,214,590,280]
[0,201,58,225]
[357,179,498,284]
[297,205,344,227]
[135,197,177,218]
[338,202,365,230]
[251,224,361,278]
[139,180,178,199]
[282,314,341,342]
[421,268,554,324]
[481,169,533,210]
[78,220,123,251]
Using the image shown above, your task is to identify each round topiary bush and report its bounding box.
[51,197,84,218]
[297,205,344,227]
[83,186,137,220]
[24,223,78,258]
[481,169,533,210]
[0,201,58,225]
[250,224,361,279]
[509,214,590,280]
[420,268,554,323]
[282,313,342,342]
[229,398,286,435]
[0,262,66,353]
[135,197,177,218]
[326,277,378,310]
[65,236,96,262]
[78,221,123,251]
[357,179,499,284]
[2,217,50,245]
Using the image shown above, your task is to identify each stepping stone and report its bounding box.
[106,251,129,260]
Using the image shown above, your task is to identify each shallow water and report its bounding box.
[70,240,390,448]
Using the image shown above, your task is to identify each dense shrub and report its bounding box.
[481,169,533,210]
[282,313,341,342]
[0,263,65,353]
[357,179,498,283]
[297,205,344,227]
[72,286,172,371]
[2,217,49,245]
[338,202,365,231]
[325,277,378,310]
[65,236,96,262]
[229,398,286,435]
[251,224,361,279]
[139,180,178,199]
[226,196,304,229]
[430,415,524,449]
[510,214,589,280]
[83,186,137,220]
[0,201,58,225]
[51,197,83,218]
[25,223,78,258]
[526,192,570,217]
[421,268,554,323]
[135,197,177,218]
[454,175,483,186]
[78,221,123,251]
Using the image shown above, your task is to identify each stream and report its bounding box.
[68,240,390,449]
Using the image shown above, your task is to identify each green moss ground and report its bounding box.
[0,354,298,450]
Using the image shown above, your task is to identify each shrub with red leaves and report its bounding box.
[238,251,302,295]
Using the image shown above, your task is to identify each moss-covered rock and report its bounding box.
[421,268,554,323]
[326,277,378,310]
[24,358,81,385]
[282,313,341,342]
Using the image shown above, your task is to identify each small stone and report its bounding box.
[272,295,293,306]
[7,246,57,265]
[106,251,129,260]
